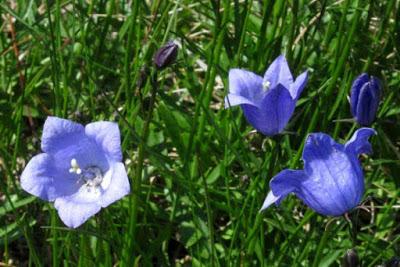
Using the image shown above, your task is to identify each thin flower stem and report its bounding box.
[245,137,280,262]
[228,136,281,263]
[312,226,331,267]
[50,208,59,267]
[347,210,360,247]
[200,172,216,267]
[122,72,158,266]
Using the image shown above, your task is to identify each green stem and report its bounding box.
[122,72,158,266]
[50,209,59,267]
[312,223,331,267]
[245,137,280,261]
[200,173,216,267]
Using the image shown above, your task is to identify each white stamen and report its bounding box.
[69,158,104,192]
[263,80,271,91]
[69,158,82,174]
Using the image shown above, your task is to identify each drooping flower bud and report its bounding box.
[350,73,382,126]
[153,41,178,70]
[342,249,359,267]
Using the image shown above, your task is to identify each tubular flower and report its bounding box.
[350,73,381,126]
[225,55,308,136]
[261,128,376,216]
[21,117,130,228]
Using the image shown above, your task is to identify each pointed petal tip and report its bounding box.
[224,96,231,109]
[276,54,287,61]
[263,54,293,92]
[224,94,257,108]
[259,191,280,212]
[290,70,308,99]
[345,127,376,156]
[358,127,377,135]
[270,55,289,69]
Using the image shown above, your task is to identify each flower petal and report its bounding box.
[227,69,264,106]
[260,170,305,212]
[263,55,293,90]
[355,83,379,126]
[21,153,79,201]
[100,162,130,208]
[41,117,85,154]
[260,191,280,211]
[301,133,362,216]
[345,128,376,156]
[85,122,123,162]
[224,94,257,108]
[370,77,382,98]
[289,71,308,100]
[54,197,101,228]
[242,84,295,135]
[350,73,369,117]
[52,138,109,175]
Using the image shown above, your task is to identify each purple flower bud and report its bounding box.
[153,41,178,69]
[350,73,382,126]
[342,249,359,267]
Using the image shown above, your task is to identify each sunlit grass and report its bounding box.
[0,0,399,266]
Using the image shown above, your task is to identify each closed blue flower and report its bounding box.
[350,73,381,126]
[225,55,308,136]
[21,117,130,228]
[261,128,376,216]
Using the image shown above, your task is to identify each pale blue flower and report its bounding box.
[21,117,130,228]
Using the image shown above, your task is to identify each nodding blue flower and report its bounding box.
[21,117,130,228]
[350,73,381,126]
[261,128,376,216]
[225,55,308,136]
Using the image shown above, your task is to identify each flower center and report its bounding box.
[69,158,104,192]
[262,80,271,91]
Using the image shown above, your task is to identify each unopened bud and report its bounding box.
[342,249,359,267]
[350,73,382,126]
[153,41,178,69]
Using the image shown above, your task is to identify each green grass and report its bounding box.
[1,0,399,266]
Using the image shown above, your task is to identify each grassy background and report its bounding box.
[1,0,399,266]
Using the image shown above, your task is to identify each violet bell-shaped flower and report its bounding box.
[261,128,376,216]
[21,117,130,228]
[350,73,381,126]
[225,55,308,136]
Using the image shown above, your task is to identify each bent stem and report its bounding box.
[122,72,158,266]
[346,210,360,247]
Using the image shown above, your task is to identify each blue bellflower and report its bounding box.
[350,73,381,126]
[225,55,308,136]
[21,117,130,228]
[261,128,376,216]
